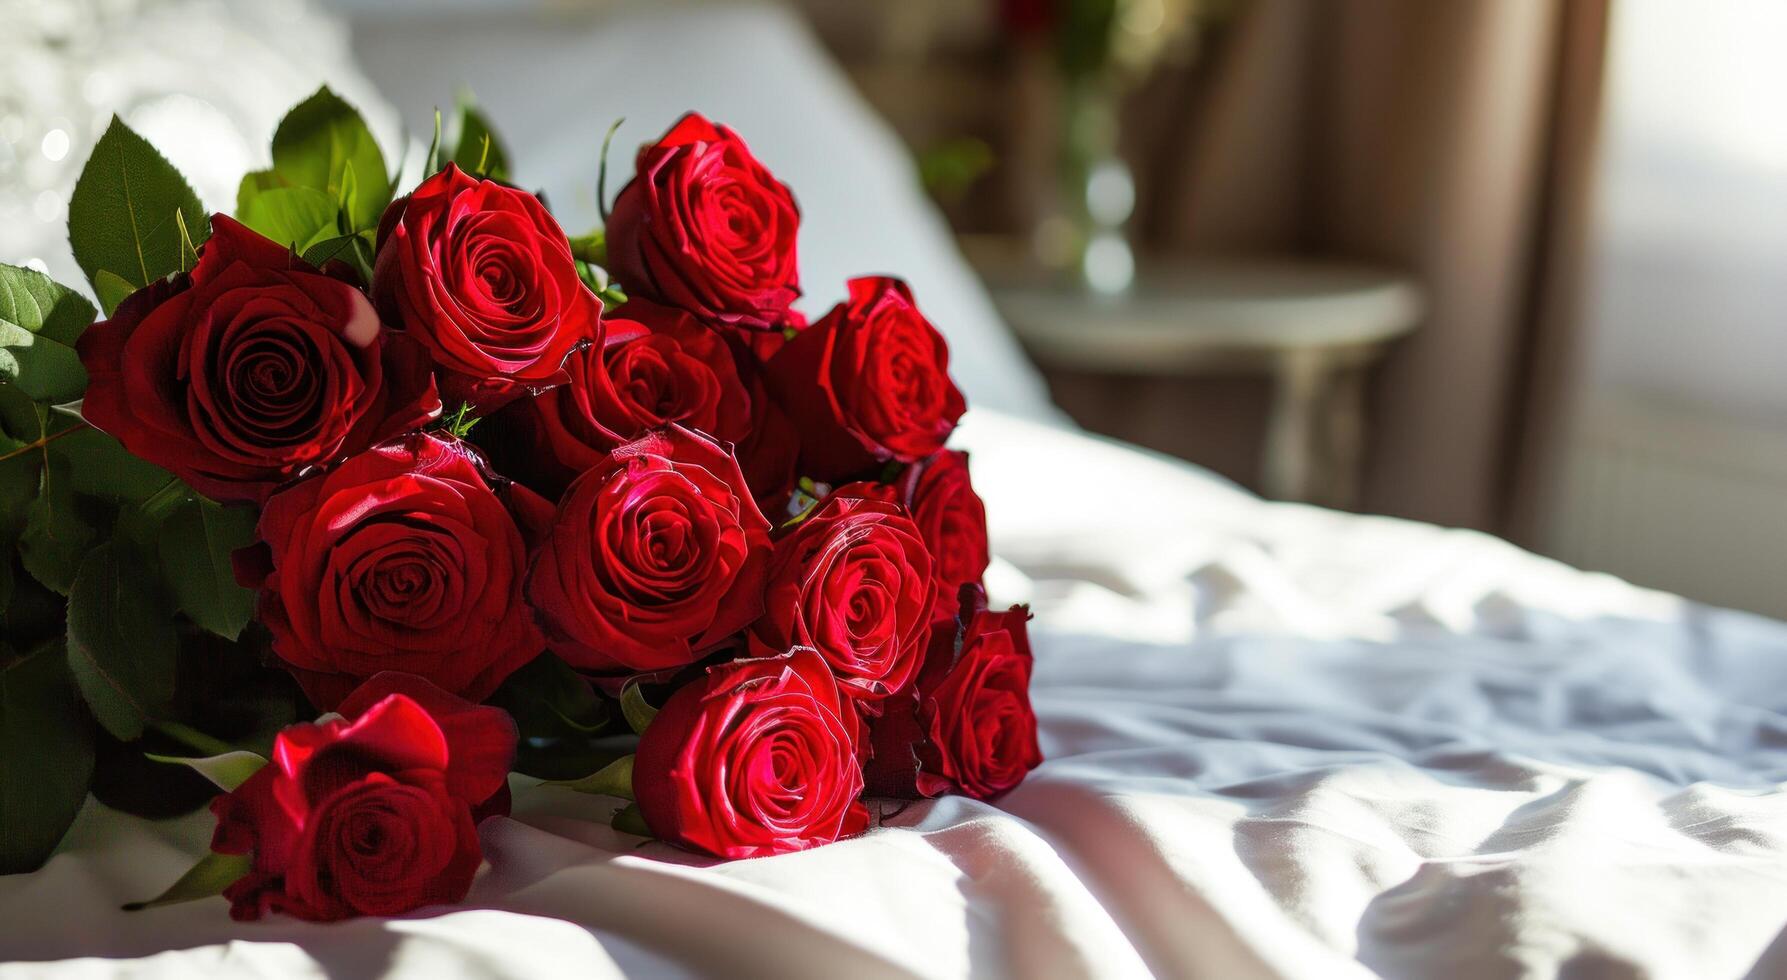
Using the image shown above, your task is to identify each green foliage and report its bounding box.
[66,118,209,313]
[490,653,610,734]
[451,102,511,182]
[621,682,658,735]
[65,542,177,741]
[596,117,625,223]
[91,271,136,317]
[611,801,651,838]
[547,753,635,800]
[156,495,257,641]
[50,428,173,507]
[425,108,445,178]
[567,231,605,266]
[0,264,97,403]
[2,560,63,653]
[237,185,340,254]
[0,392,43,529]
[488,653,621,779]
[122,851,250,912]
[0,641,97,874]
[266,87,390,233]
[18,457,95,595]
[300,233,376,284]
[439,402,481,440]
[144,749,266,792]
[572,247,627,310]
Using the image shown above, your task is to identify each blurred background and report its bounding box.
[3,0,1784,617]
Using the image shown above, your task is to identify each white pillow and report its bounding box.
[339,0,1064,422]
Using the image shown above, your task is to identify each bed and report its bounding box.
[4,3,1787,977]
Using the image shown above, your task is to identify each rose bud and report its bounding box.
[766,276,966,482]
[242,433,548,709]
[833,449,989,620]
[606,113,801,333]
[864,586,1043,801]
[372,164,615,409]
[527,425,772,675]
[209,672,517,921]
[634,649,868,858]
[751,495,934,703]
[75,215,440,504]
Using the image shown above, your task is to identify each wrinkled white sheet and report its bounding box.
[4,409,1786,979]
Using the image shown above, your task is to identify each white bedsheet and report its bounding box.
[5,410,1786,979]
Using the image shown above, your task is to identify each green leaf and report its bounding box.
[488,654,623,779]
[237,185,339,253]
[0,380,39,441]
[336,159,359,222]
[0,388,42,528]
[568,232,605,265]
[300,233,376,284]
[596,116,625,223]
[621,682,658,735]
[91,271,136,318]
[488,654,611,735]
[122,850,250,912]
[144,749,266,792]
[66,117,209,301]
[611,801,651,838]
[174,210,201,273]
[270,87,389,232]
[425,108,445,178]
[18,457,95,595]
[547,753,634,799]
[112,477,183,547]
[0,642,98,874]
[157,494,257,640]
[0,265,97,403]
[49,428,175,507]
[66,542,177,740]
[234,170,282,211]
[0,463,32,539]
[451,103,510,181]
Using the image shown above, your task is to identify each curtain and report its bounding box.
[1137,0,1610,536]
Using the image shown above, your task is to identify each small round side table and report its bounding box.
[983,255,1425,509]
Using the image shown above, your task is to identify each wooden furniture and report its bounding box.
[980,253,1425,508]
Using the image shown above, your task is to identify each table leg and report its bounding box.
[1262,349,1331,503]
[1323,364,1368,511]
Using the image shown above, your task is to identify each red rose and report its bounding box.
[209,672,516,921]
[494,298,782,495]
[766,276,966,482]
[751,495,933,702]
[635,649,868,858]
[244,433,547,708]
[372,164,609,408]
[75,215,439,504]
[835,450,989,618]
[865,587,1042,800]
[741,307,807,362]
[527,426,771,675]
[734,383,800,516]
[607,113,800,333]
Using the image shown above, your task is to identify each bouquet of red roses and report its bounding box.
[0,90,1042,921]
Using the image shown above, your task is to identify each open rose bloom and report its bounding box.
[10,94,1038,922]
